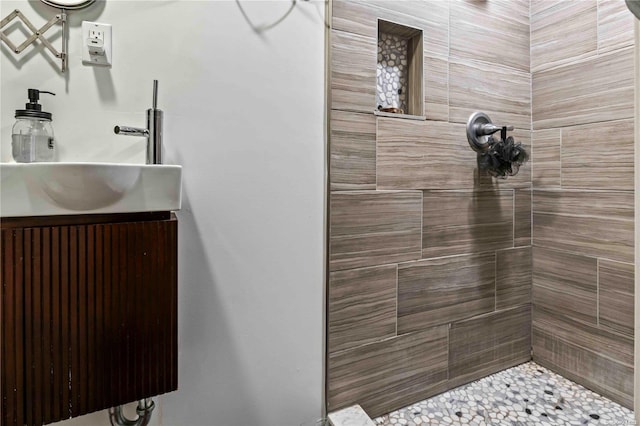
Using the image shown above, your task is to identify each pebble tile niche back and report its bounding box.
[376,20,423,118]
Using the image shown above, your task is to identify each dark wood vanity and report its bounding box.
[1,212,178,426]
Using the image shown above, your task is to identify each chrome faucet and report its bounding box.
[114,80,163,165]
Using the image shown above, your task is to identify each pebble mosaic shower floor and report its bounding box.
[374,362,635,426]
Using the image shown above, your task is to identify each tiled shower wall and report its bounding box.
[530,0,635,409]
[328,0,533,417]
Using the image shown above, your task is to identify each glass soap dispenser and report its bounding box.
[12,89,56,163]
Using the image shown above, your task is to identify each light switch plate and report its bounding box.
[82,21,112,66]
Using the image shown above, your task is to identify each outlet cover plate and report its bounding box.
[82,21,112,66]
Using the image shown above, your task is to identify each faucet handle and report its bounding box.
[152,80,158,110]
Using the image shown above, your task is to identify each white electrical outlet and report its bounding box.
[82,21,112,66]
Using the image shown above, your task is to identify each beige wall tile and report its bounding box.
[331,0,449,58]
[331,30,377,113]
[424,56,448,121]
[532,190,634,263]
[561,119,634,190]
[332,0,379,38]
[327,326,449,418]
[514,190,532,246]
[376,120,473,190]
[372,0,449,58]
[532,129,561,188]
[599,259,634,337]
[496,247,531,310]
[450,59,531,131]
[532,47,634,129]
[450,0,530,72]
[534,307,633,366]
[598,0,635,53]
[397,253,495,334]
[531,0,597,72]
[329,265,397,354]
[377,120,530,190]
[449,306,531,385]
[533,329,633,409]
[332,0,449,57]
[330,110,377,190]
[533,308,634,408]
[423,190,514,258]
[532,247,597,324]
[330,191,422,271]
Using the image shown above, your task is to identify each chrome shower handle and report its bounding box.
[466,112,515,153]
[476,123,514,136]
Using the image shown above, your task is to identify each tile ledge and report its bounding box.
[328,405,376,426]
[374,110,426,121]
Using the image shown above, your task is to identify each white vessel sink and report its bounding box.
[0,162,182,217]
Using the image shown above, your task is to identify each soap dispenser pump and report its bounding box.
[11,89,57,163]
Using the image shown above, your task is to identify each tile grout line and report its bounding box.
[512,189,516,248]
[529,0,534,251]
[559,128,563,188]
[494,247,498,312]
[447,0,451,123]
[395,263,398,337]
[596,0,600,56]
[596,257,600,327]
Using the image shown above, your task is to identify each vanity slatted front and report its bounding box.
[1,212,178,426]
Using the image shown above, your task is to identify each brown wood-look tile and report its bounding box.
[330,191,422,271]
[533,306,633,367]
[450,0,530,72]
[598,0,635,53]
[407,32,425,117]
[514,190,531,247]
[530,0,597,72]
[449,306,531,385]
[332,0,377,38]
[376,120,470,190]
[424,56,448,121]
[330,110,376,190]
[532,247,597,325]
[532,47,634,129]
[328,326,448,418]
[599,259,634,337]
[397,253,495,334]
[329,265,397,354]
[533,321,633,409]
[532,190,633,263]
[496,247,531,310]
[449,59,531,131]
[377,120,530,191]
[532,129,561,188]
[331,0,449,58]
[331,30,376,113]
[422,190,513,258]
[372,1,449,58]
[561,119,634,190]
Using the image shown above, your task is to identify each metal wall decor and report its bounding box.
[1,0,97,73]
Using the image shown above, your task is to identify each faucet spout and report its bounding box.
[114,126,149,137]
[114,80,163,165]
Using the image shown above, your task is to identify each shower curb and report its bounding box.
[327,405,376,426]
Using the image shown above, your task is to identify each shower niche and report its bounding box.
[376,20,423,118]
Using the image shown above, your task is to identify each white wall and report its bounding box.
[0,1,326,425]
